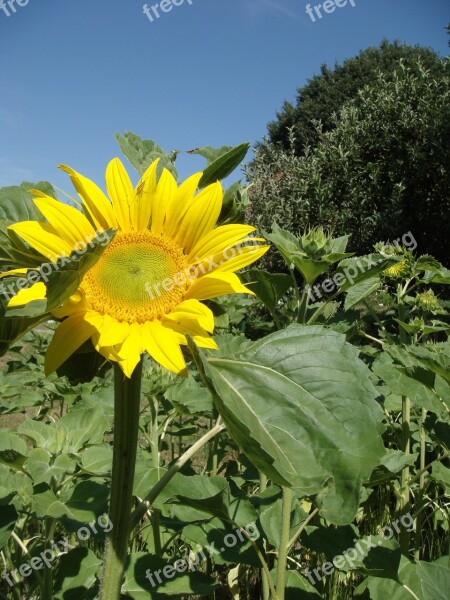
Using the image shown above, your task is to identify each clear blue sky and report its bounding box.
[0,0,448,193]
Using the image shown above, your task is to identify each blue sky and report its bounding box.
[0,0,448,193]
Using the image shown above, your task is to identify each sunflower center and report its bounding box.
[82,231,189,323]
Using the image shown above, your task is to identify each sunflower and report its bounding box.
[4,158,268,377]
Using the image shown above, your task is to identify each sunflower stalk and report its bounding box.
[100,359,143,600]
[276,486,292,600]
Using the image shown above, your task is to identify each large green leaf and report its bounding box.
[360,557,450,600]
[416,561,450,600]
[190,325,385,524]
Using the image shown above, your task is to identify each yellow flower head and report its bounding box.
[6,158,268,377]
[383,258,408,279]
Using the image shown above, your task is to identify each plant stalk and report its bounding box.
[100,359,143,600]
[276,486,292,600]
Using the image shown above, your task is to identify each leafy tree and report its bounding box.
[261,40,446,157]
[247,59,450,268]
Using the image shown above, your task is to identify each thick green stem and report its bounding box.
[276,486,292,600]
[100,359,143,600]
[42,517,56,600]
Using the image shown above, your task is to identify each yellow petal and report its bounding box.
[0,268,29,279]
[8,221,73,262]
[163,172,202,237]
[7,282,46,308]
[86,313,129,348]
[133,159,160,231]
[175,182,222,253]
[212,244,270,273]
[45,314,97,375]
[51,292,87,318]
[163,318,218,350]
[142,320,187,376]
[106,158,134,232]
[185,272,254,301]
[150,168,177,235]
[188,224,256,264]
[164,299,214,333]
[114,323,144,377]
[33,195,96,249]
[59,164,118,230]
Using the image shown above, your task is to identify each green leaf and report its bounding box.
[24,449,75,486]
[190,325,385,524]
[0,429,28,456]
[344,276,381,310]
[166,475,230,521]
[53,548,101,600]
[363,556,449,600]
[115,131,177,178]
[81,444,113,475]
[122,552,216,598]
[430,462,450,494]
[300,524,359,565]
[164,377,214,415]
[187,145,236,165]
[241,269,292,315]
[47,481,109,525]
[379,450,418,473]
[283,570,322,599]
[0,314,48,357]
[0,465,33,500]
[0,181,55,222]
[181,517,262,567]
[416,560,450,600]
[198,143,250,188]
[372,354,447,415]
